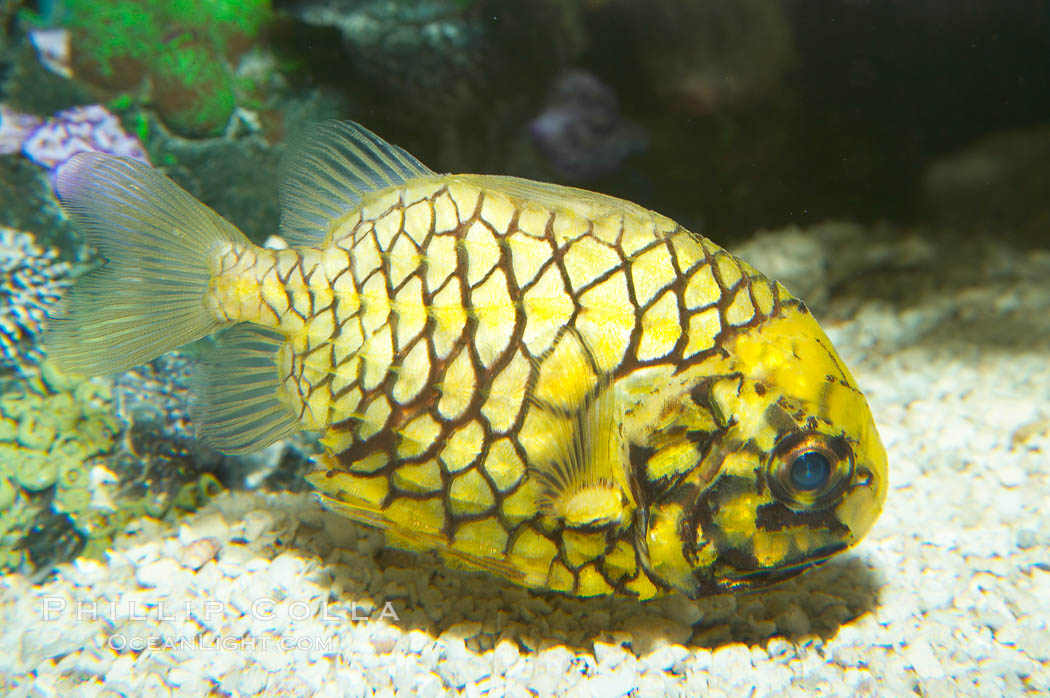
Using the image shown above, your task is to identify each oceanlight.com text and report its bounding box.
[106,633,337,652]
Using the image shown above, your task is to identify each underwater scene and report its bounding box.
[0,1,1048,695]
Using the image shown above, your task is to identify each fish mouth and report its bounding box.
[716,542,849,593]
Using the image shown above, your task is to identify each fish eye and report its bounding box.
[789,451,831,490]
[768,432,853,510]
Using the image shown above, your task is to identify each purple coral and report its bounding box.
[0,105,42,155]
[22,105,150,180]
[529,70,648,181]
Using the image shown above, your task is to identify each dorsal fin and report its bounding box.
[278,121,437,247]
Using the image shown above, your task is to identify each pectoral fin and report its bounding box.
[531,383,636,529]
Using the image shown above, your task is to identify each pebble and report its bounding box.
[526,664,563,694]
[134,558,182,590]
[178,512,229,544]
[443,620,483,641]
[575,673,632,698]
[774,603,811,636]
[3,228,1050,696]
[254,649,291,673]
[269,552,305,590]
[370,629,398,654]
[593,640,629,670]
[641,644,689,672]
[177,538,220,571]
[237,666,268,695]
[415,671,444,698]
[243,509,275,541]
[713,642,753,675]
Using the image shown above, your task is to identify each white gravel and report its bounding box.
[1,223,1048,696]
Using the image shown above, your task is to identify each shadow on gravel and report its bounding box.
[314,507,883,657]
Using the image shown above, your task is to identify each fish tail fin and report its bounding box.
[45,153,250,376]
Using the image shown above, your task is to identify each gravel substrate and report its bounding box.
[1,223,1048,696]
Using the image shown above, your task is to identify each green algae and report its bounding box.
[0,362,224,571]
[26,0,272,137]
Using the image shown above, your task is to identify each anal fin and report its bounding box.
[190,324,301,454]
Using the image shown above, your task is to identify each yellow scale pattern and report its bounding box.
[226,176,783,598]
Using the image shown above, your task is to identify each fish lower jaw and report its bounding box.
[709,541,849,593]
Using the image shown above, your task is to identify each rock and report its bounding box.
[640,644,689,672]
[177,538,219,571]
[921,124,1050,244]
[269,552,306,591]
[135,558,182,590]
[904,639,945,680]
[254,648,291,673]
[178,513,229,545]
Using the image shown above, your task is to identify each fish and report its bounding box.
[45,121,887,599]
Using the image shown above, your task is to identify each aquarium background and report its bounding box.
[1,1,1049,695]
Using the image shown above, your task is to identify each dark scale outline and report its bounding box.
[468,266,515,369]
[289,258,314,321]
[591,534,637,590]
[390,280,428,359]
[305,177,826,596]
[432,188,508,538]
[252,252,282,323]
[389,461,445,497]
[368,199,404,253]
[440,193,558,541]
[445,201,561,550]
[300,255,322,318]
[560,233,622,297]
[556,520,621,573]
[326,205,416,456]
[462,221,503,291]
[387,239,425,297]
[507,229,558,292]
[273,251,306,324]
[570,216,634,375]
[625,237,677,309]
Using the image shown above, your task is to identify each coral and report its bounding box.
[151,42,237,137]
[293,0,586,169]
[113,353,198,446]
[46,0,273,137]
[0,280,239,574]
[114,349,317,493]
[529,69,647,181]
[21,104,150,176]
[0,339,303,572]
[0,227,71,375]
[27,27,73,79]
[0,105,42,155]
[0,359,232,572]
[0,364,119,571]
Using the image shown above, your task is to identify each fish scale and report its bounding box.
[203,175,789,598]
[46,121,887,599]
